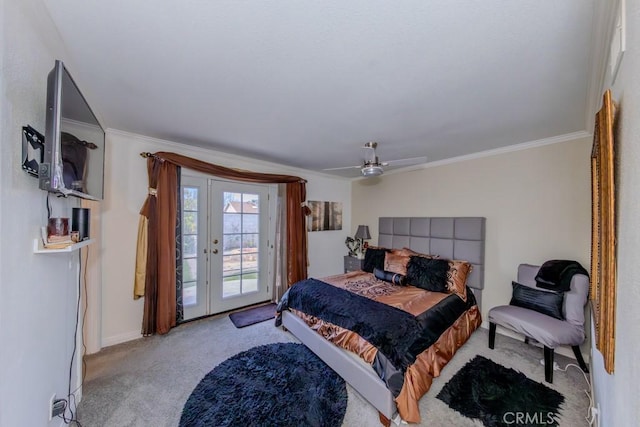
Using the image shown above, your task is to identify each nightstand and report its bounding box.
[344,255,364,273]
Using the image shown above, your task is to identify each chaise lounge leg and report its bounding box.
[572,345,589,373]
[489,322,496,349]
[544,346,554,383]
[378,412,391,427]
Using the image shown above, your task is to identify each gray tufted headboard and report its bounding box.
[378,217,486,309]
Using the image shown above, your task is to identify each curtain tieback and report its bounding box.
[148,187,158,196]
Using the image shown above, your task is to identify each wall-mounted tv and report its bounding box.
[39,60,105,200]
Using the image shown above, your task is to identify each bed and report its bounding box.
[277,217,485,425]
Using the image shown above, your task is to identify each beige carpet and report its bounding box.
[78,315,590,426]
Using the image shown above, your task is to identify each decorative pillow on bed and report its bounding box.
[445,260,472,301]
[405,256,450,292]
[510,281,564,320]
[362,247,390,273]
[373,267,408,286]
[384,252,411,275]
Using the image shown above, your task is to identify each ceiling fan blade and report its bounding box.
[384,156,428,166]
[322,165,362,171]
[323,142,426,175]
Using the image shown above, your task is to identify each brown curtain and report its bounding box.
[286,181,309,285]
[139,158,179,335]
[138,151,309,335]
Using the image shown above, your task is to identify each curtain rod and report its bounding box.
[140,152,165,162]
[139,151,307,183]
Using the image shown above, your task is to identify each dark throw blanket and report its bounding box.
[535,260,588,293]
[276,278,472,396]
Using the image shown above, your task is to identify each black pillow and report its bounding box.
[509,281,564,320]
[373,268,407,286]
[405,256,450,292]
[362,247,389,273]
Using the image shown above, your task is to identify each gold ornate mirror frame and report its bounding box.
[590,89,616,374]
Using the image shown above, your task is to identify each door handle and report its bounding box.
[212,249,219,254]
[213,239,219,244]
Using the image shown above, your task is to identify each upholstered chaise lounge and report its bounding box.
[488,263,589,383]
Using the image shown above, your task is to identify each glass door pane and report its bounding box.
[222,192,260,297]
[210,182,273,313]
[181,177,208,320]
[182,188,197,305]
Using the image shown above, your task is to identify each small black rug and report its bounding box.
[179,342,347,427]
[229,303,277,328]
[437,355,565,427]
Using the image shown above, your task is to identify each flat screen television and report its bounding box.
[39,60,105,200]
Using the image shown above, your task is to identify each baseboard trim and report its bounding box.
[102,330,142,348]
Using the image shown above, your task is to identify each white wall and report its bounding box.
[352,137,592,329]
[306,182,351,277]
[101,130,351,347]
[591,0,640,425]
[0,1,85,426]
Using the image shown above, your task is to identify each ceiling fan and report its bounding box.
[323,142,428,177]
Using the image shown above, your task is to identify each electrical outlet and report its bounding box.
[49,395,65,420]
[48,394,56,421]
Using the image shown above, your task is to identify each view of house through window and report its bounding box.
[222,192,259,298]
[180,176,274,320]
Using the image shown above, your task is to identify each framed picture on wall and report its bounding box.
[590,89,617,374]
[307,201,343,232]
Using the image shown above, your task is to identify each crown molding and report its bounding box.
[108,128,590,182]
[105,128,351,181]
[376,131,592,177]
[584,0,619,132]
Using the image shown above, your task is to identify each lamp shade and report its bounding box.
[354,225,371,240]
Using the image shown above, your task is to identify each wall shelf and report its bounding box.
[33,238,94,254]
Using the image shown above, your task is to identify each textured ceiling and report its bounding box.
[42,0,596,177]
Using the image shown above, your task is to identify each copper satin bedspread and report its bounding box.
[291,270,482,423]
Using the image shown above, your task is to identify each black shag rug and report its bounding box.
[179,342,347,427]
[437,355,565,427]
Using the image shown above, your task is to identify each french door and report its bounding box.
[181,175,275,320]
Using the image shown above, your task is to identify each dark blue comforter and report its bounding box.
[276,278,475,396]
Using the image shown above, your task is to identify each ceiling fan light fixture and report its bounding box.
[361,164,384,177]
[324,142,425,176]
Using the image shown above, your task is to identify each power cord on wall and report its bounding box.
[69,246,89,395]
[57,249,87,427]
[80,247,89,383]
[46,192,51,220]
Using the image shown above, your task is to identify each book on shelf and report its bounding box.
[40,226,73,249]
